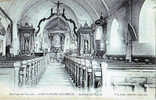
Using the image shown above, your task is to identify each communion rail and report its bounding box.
[64,56,102,88]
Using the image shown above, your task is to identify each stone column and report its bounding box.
[11,22,20,55]
[126,33,132,62]
[3,35,6,56]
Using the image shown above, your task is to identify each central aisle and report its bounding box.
[35,62,75,93]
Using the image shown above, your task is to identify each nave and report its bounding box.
[12,61,103,95]
[8,58,155,100]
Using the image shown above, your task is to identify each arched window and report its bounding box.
[139,0,156,54]
[108,19,124,54]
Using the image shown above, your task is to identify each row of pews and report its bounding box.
[16,56,48,87]
[0,54,50,88]
[106,55,156,64]
[102,55,156,92]
[110,76,156,92]
[64,55,156,92]
[64,56,102,88]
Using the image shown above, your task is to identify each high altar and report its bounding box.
[49,32,65,53]
[45,16,69,53]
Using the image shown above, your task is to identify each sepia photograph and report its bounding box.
[0,0,155,100]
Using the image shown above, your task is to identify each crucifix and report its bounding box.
[54,1,63,16]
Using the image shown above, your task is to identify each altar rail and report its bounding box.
[64,56,102,88]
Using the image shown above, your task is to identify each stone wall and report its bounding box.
[106,0,155,56]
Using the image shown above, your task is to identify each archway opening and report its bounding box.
[43,16,75,54]
[139,0,156,55]
[108,19,124,54]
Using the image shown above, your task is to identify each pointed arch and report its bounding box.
[108,18,125,54]
[139,0,156,55]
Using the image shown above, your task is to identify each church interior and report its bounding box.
[0,0,156,98]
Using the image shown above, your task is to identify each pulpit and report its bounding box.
[94,15,107,58]
[18,23,35,55]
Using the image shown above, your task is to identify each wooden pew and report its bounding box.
[64,56,102,89]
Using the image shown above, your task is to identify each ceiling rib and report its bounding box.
[101,0,110,16]
[72,0,98,20]
[83,0,100,18]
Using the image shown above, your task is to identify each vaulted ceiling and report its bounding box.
[0,0,127,28]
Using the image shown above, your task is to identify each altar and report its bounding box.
[49,32,65,53]
[45,16,70,53]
